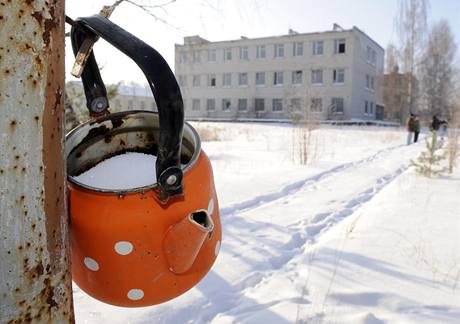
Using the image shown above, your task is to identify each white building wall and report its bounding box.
[175,26,384,121]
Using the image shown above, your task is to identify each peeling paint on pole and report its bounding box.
[0,0,74,323]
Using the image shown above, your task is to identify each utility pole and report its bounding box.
[0,0,74,322]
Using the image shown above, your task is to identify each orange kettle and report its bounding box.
[66,15,221,307]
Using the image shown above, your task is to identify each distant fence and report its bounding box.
[186,117,401,128]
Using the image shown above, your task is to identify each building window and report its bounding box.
[178,75,186,87]
[292,70,302,84]
[333,69,345,84]
[192,50,201,63]
[272,98,283,112]
[311,98,323,112]
[255,72,265,86]
[238,73,248,86]
[192,99,200,111]
[312,40,323,55]
[274,44,284,58]
[222,99,231,111]
[223,73,232,87]
[224,48,232,61]
[334,38,346,54]
[366,46,377,65]
[311,69,323,84]
[240,46,249,60]
[274,71,284,85]
[208,49,216,62]
[207,74,216,87]
[255,98,265,111]
[370,102,374,114]
[206,99,216,111]
[365,75,375,90]
[179,51,187,63]
[331,97,344,113]
[192,75,201,87]
[293,42,303,56]
[291,98,302,111]
[364,100,369,114]
[256,45,266,59]
[238,98,248,111]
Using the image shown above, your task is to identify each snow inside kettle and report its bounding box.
[74,152,157,190]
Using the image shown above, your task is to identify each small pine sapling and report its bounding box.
[410,131,448,177]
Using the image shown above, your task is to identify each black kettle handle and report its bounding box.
[70,15,184,200]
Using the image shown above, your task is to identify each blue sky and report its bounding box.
[66,0,460,84]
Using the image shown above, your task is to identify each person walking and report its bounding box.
[407,114,415,145]
[413,115,421,143]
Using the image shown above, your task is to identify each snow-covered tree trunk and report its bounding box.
[0,0,74,322]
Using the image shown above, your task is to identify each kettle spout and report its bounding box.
[163,210,214,274]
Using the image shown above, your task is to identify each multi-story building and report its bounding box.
[175,25,384,121]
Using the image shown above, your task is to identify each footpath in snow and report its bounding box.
[73,124,460,324]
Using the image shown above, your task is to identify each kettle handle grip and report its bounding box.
[70,15,184,199]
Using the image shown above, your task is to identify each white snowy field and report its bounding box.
[73,123,460,324]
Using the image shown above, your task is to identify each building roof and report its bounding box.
[177,24,383,51]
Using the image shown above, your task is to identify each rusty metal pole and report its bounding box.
[0,0,74,322]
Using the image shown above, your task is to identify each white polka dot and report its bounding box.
[127,289,144,301]
[114,241,133,255]
[207,198,215,215]
[84,257,99,271]
[215,240,221,256]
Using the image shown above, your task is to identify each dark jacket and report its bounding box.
[413,119,420,132]
[431,116,447,131]
[407,116,415,132]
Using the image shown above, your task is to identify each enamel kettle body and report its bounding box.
[66,16,221,307]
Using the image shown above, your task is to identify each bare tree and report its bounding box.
[385,42,400,74]
[394,0,429,121]
[420,19,457,118]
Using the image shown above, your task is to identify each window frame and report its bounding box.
[334,38,346,54]
[333,68,345,84]
[310,98,323,113]
[255,98,265,112]
[206,98,216,111]
[222,98,231,111]
[223,48,232,61]
[312,40,324,55]
[240,46,249,60]
[208,49,217,62]
[293,42,304,56]
[274,71,284,86]
[311,69,323,85]
[292,70,303,85]
[255,72,266,86]
[192,99,200,111]
[256,45,266,59]
[238,98,248,111]
[238,72,248,86]
[223,73,232,87]
[331,97,344,114]
[272,98,283,112]
[274,43,285,58]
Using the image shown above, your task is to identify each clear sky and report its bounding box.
[65,0,460,84]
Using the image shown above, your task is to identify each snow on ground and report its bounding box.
[73,123,460,323]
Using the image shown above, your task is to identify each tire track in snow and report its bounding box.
[220,143,406,217]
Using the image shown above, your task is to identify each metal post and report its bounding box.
[0,0,74,322]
